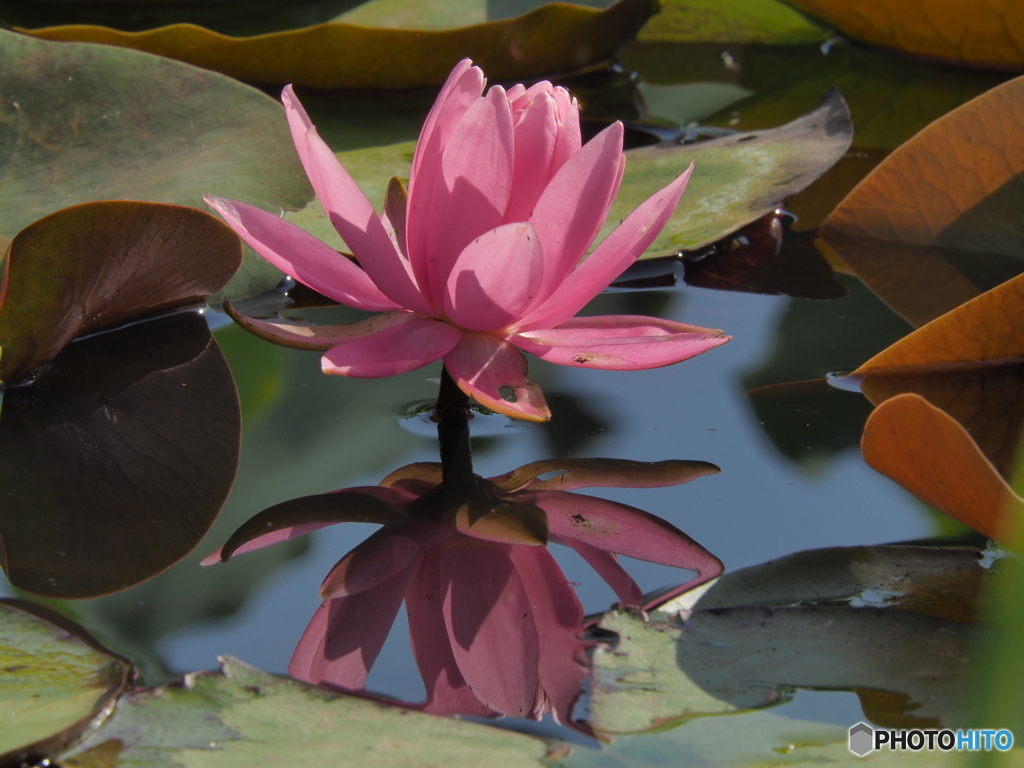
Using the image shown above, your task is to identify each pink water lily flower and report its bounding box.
[206,59,729,421]
[203,458,723,725]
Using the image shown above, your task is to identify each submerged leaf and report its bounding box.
[0,201,242,384]
[782,0,1024,69]
[0,313,240,598]
[21,0,659,89]
[0,601,130,766]
[861,393,1024,542]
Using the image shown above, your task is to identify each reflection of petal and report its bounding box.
[490,458,720,493]
[533,490,724,579]
[514,315,730,370]
[440,539,541,717]
[289,561,418,690]
[551,534,644,605]
[321,313,462,377]
[320,520,450,598]
[407,546,497,718]
[444,333,550,421]
[508,545,589,723]
[202,487,407,565]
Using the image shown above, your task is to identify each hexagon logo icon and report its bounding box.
[849,722,875,757]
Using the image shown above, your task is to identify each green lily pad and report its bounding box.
[0,600,130,766]
[617,86,852,257]
[0,29,313,299]
[59,657,552,767]
[0,201,241,384]
[21,0,659,89]
[590,545,988,735]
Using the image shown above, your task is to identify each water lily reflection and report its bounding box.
[204,458,722,725]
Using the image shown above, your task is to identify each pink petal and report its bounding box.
[503,92,558,223]
[550,534,644,605]
[439,538,541,718]
[204,196,397,312]
[288,565,415,690]
[507,545,589,723]
[407,547,498,718]
[444,333,550,422]
[527,123,625,308]
[443,222,544,331]
[282,86,431,315]
[410,60,484,200]
[226,307,421,352]
[512,314,730,370]
[518,165,693,330]
[550,88,582,170]
[416,87,515,308]
[529,489,724,580]
[319,520,450,598]
[321,313,461,377]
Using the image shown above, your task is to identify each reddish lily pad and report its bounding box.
[0,201,241,385]
[0,312,240,598]
[21,0,660,89]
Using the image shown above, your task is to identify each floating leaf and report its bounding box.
[57,656,551,767]
[854,272,1024,376]
[0,201,241,384]
[0,313,240,598]
[859,368,1024,479]
[861,393,1024,542]
[0,30,312,299]
[2,0,358,35]
[0,601,130,766]
[636,0,830,44]
[821,76,1024,324]
[782,0,1024,69]
[616,87,852,257]
[824,74,1024,256]
[591,545,987,735]
[21,0,659,89]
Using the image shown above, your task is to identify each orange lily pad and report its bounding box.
[783,0,1024,69]
[20,0,659,89]
[820,75,1024,326]
[861,393,1024,543]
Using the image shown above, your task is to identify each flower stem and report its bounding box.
[435,366,473,488]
